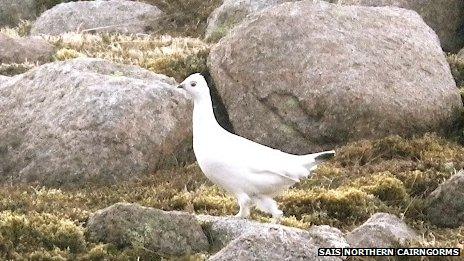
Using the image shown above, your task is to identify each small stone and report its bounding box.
[426,171,464,228]
[346,213,418,247]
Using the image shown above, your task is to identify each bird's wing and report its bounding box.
[224,133,335,182]
[225,134,308,182]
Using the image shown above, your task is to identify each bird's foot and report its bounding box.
[234,212,250,219]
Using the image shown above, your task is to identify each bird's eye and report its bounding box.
[191,81,197,87]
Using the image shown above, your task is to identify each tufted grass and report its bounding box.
[0,30,210,82]
[49,33,210,82]
[0,134,463,259]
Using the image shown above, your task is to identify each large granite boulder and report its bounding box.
[0,75,9,84]
[426,171,464,228]
[31,0,164,36]
[205,0,299,41]
[198,215,348,256]
[208,0,463,154]
[208,225,342,261]
[336,0,464,52]
[0,34,55,64]
[0,0,36,26]
[86,203,209,256]
[0,58,192,187]
[346,213,418,247]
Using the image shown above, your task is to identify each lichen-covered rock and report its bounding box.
[31,0,164,36]
[0,0,36,26]
[86,203,209,256]
[208,0,463,154]
[205,0,298,42]
[208,225,341,261]
[346,213,418,247]
[197,215,348,255]
[0,58,192,187]
[0,34,55,64]
[336,0,464,52]
[426,171,464,228]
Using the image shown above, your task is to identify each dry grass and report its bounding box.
[0,31,210,82]
[1,134,463,259]
[49,33,210,82]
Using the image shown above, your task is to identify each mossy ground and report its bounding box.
[1,134,463,259]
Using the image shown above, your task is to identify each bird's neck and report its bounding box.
[193,93,222,136]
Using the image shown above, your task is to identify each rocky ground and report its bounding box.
[0,0,463,260]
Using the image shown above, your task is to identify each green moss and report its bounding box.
[0,211,85,259]
[279,187,379,226]
[357,172,408,204]
[192,186,237,215]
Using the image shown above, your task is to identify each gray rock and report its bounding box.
[86,203,209,256]
[308,225,350,249]
[205,0,299,42]
[198,215,348,255]
[0,75,9,84]
[0,58,192,187]
[0,0,36,26]
[426,170,464,228]
[31,0,164,36]
[198,215,283,251]
[208,0,463,154]
[346,213,418,247]
[0,34,55,64]
[335,0,464,52]
[208,225,341,261]
[458,48,464,59]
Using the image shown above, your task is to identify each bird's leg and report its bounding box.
[235,193,251,218]
[254,196,283,223]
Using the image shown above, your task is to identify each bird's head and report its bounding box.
[177,73,209,100]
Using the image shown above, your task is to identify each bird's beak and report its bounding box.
[177,84,184,89]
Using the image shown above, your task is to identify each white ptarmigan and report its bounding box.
[178,73,335,220]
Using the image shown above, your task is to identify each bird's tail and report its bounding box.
[300,150,335,172]
[313,150,335,163]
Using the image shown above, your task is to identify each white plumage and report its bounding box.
[178,73,335,220]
